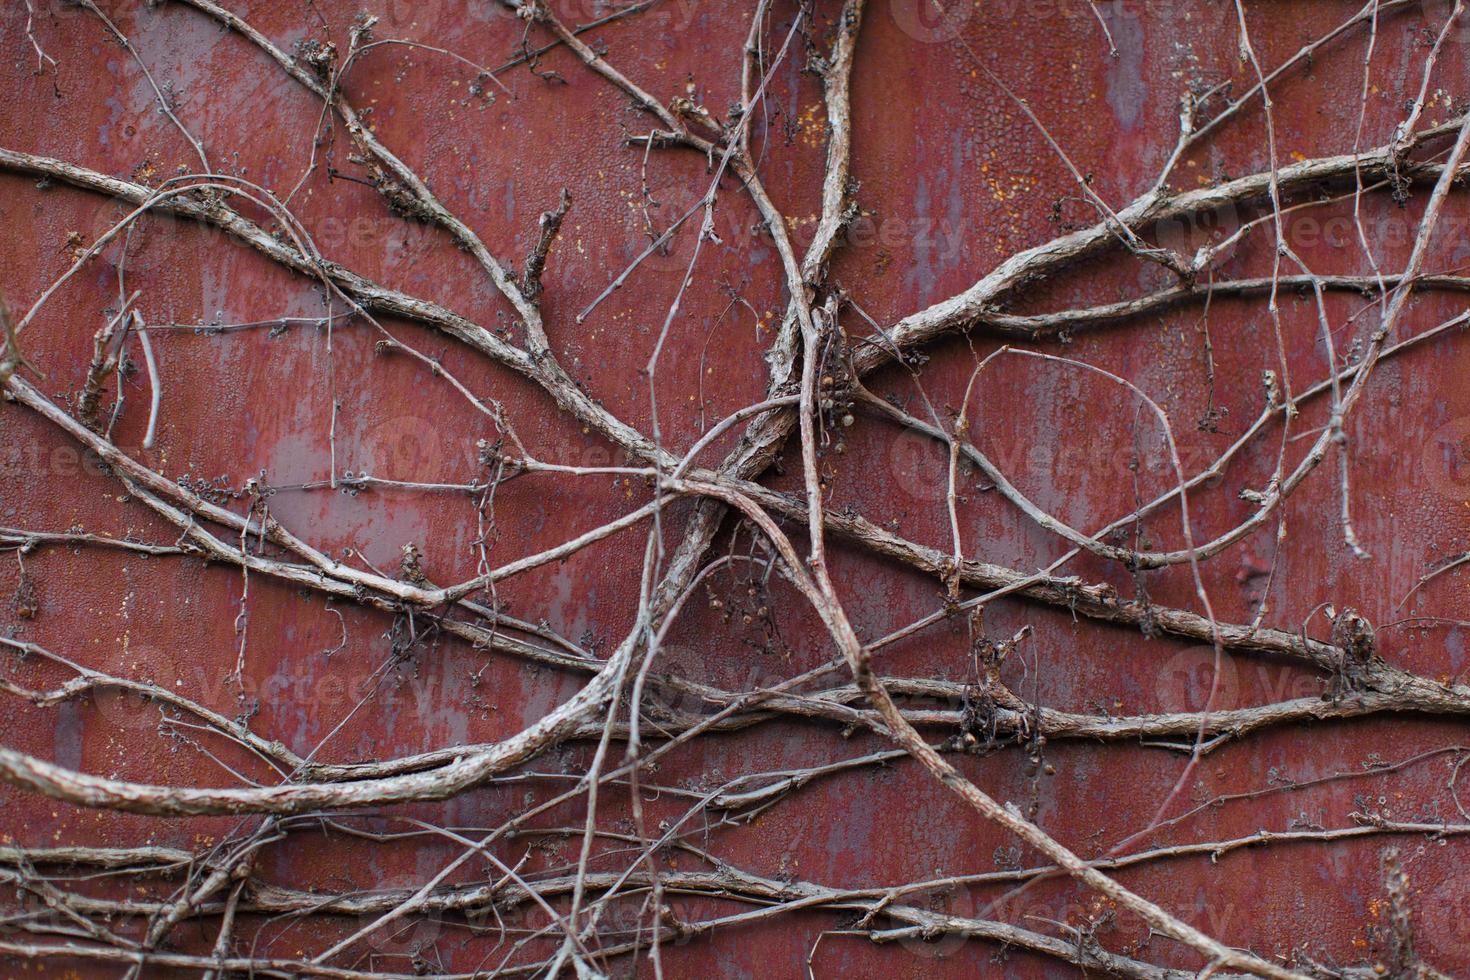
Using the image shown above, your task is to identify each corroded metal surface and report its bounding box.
[2,0,1470,976]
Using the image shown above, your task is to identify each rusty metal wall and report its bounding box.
[2,0,1470,976]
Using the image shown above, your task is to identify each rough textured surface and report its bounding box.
[2,0,1470,976]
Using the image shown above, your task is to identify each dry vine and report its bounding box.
[2,1,1470,977]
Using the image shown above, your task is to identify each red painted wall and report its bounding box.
[3,1,1470,976]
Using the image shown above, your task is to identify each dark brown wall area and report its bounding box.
[4,1,1470,977]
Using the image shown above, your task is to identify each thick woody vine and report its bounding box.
[1,1,1469,978]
